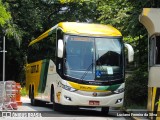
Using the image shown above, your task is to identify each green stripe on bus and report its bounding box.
[96,84,120,91]
[38,59,49,93]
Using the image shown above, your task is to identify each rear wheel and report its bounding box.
[101,107,109,114]
[29,85,31,98]
[30,86,38,106]
[31,88,35,106]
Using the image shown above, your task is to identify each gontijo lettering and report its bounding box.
[31,65,39,73]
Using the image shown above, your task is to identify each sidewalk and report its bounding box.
[20,96,30,103]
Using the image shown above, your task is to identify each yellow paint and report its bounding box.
[142,8,151,16]
[26,60,43,96]
[148,87,153,111]
[29,22,122,46]
[156,97,160,120]
[29,25,57,46]
[56,92,61,102]
[29,33,48,46]
[152,87,157,111]
[58,22,122,37]
[29,27,52,46]
[68,81,109,92]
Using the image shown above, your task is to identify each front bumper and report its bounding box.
[58,89,124,107]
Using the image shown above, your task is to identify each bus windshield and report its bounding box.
[64,35,123,82]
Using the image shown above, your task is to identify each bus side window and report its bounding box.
[28,34,56,64]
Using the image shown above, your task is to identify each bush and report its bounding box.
[20,87,27,96]
[124,65,148,108]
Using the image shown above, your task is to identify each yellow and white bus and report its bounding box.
[26,22,134,113]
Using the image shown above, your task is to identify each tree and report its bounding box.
[0,0,24,81]
[96,0,155,107]
[0,0,10,81]
[0,0,100,82]
[0,0,11,27]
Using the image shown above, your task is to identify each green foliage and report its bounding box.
[20,87,27,96]
[97,0,148,38]
[0,0,100,82]
[124,64,148,107]
[0,0,11,27]
[59,0,94,4]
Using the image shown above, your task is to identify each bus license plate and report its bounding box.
[89,101,99,105]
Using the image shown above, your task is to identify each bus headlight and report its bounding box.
[62,85,77,92]
[114,88,125,94]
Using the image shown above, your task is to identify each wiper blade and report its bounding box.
[80,61,94,82]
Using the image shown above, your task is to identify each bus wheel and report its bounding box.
[101,107,109,114]
[31,87,36,106]
[52,87,59,111]
[29,85,31,98]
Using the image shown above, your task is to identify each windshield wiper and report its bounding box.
[80,59,94,82]
[80,54,106,82]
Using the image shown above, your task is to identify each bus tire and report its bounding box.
[29,85,31,98]
[31,86,37,106]
[52,87,59,111]
[101,107,109,114]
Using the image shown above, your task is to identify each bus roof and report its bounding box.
[58,22,122,37]
[29,22,122,46]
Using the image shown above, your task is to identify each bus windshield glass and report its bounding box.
[64,35,123,81]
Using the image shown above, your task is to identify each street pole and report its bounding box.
[3,35,6,82]
[0,30,6,82]
[0,30,7,110]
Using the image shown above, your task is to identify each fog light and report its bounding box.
[115,98,123,104]
[64,95,72,101]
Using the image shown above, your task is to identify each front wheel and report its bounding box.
[52,87,59,111]
[101,107,109,114]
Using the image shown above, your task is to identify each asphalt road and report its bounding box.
[0,97,133,120]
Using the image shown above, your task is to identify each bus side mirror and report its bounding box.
[124,43,134,63]
[58,39,64,58]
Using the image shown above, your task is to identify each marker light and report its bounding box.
[62,84,77,92]
[114,88,125,94]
